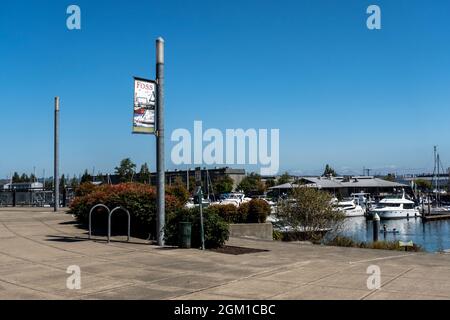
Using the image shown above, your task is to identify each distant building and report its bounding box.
[105,167,246,192]
[2,182,44,191]
[270,176,411,198]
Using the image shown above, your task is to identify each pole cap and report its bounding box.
[373,213,380,221]
[55,97,60,111]
[156,37,165,64]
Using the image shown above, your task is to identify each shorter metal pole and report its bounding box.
[108,214,111,244]
[198,188,205,251]
[54,97,60,213]
[373,213,380,242]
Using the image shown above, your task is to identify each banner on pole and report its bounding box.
[133,77,156,134]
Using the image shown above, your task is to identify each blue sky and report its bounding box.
[1,0,449,178]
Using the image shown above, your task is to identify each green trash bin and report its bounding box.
[179,222,192,249]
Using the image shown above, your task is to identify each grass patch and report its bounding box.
[323,236,424,252]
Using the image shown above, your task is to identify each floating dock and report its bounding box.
[422,214,450,222]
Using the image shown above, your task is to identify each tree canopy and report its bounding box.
[277,172,291,185]
[213,175,234,195]
[115,158,137,182]
[322,164,337,177]
[237,173,266,195]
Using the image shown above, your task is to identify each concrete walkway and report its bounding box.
[0,208,450,300]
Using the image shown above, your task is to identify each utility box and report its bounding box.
[179,222,192,249]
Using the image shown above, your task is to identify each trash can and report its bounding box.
[179,222,192,249]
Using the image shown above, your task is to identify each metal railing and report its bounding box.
[0,188,74,208]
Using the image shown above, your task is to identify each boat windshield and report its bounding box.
[337,205,354,209]
[377,203,401,208]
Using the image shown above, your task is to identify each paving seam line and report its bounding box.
[266,268,349,300]
[0,277,59,297]
[0,247,157,291]
[348,253,418,265]
[360,267,415,300]
[0,221,134,263]
[168,260,313,300]
[75,270,197,300]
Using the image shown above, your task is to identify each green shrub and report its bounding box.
[324,236,423,252]
[165,208,230,249]
[273,230,283,241]
[247,199,271,223]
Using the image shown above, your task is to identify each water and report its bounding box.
[339,217,450,252]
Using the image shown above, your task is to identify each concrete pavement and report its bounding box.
[0,207,450,300]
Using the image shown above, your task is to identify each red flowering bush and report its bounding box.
[206,200,270,224]
[69,183,182,238]
[208,204,245,224]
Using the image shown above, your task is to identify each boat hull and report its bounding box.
[345,208,366,217]
[370,209,419,220]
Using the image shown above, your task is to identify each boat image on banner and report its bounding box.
[133,77,156,134]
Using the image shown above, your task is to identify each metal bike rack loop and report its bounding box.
[89,204,111,240]
[108,207,131,244]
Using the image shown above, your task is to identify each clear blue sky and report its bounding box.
[1,0,449,178]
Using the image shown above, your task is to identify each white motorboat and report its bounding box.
[369,191,419,219]
[211,193,251,207]
[336,199,365,217]
[185,197,211,209]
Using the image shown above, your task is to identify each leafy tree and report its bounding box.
[69,176,79,189]
[277,172,291,185]
[323,164,337,177]
[60,174,66,188]
[383,173,396,182]
[265,179,276,189]
[45,178,53,190]
[138,163,151,184]
[277,187,345,241]
[20,173,29,182]
[414,179,432,191]
[213,175,234,195]
[237,173,266,195]
[12,172,20,183]
[30,173,37,183]
[188,176,196,193]
[115,158,137,182]
[80,170,92,184]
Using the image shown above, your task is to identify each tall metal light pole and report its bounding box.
[54,97,60,212]
[156,37,166,246]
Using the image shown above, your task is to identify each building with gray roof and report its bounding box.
[270,176,411,198]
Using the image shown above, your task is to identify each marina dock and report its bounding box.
[422,213,450,222]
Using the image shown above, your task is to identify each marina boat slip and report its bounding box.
[369,191,419,219]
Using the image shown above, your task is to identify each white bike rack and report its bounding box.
[89,204,110,240]
[108,207,131,244]
[89,204,131,243]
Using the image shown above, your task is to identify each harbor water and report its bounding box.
[339,217,450,253]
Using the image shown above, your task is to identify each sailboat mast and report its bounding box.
[437,153,441,206]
